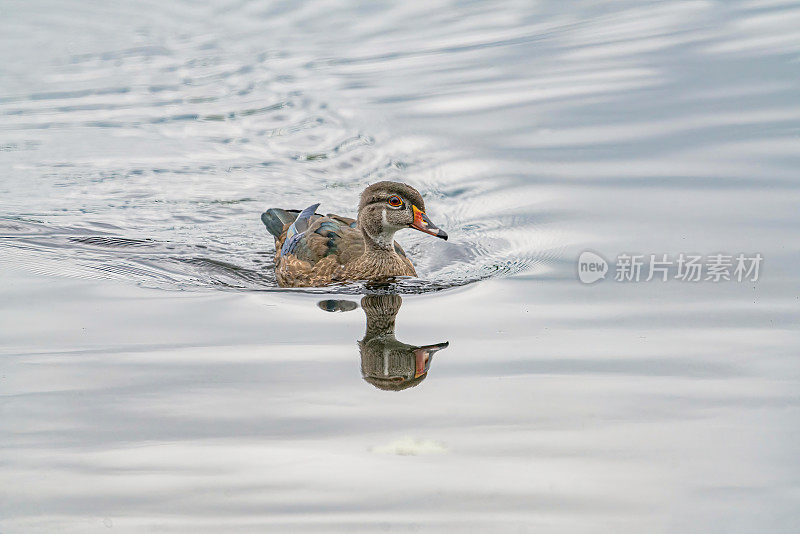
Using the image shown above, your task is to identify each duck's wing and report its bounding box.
[279,203,320,256]
[326,213,357,228]
[261,203,323,244]
[267,207,360,266]
[296,214,364,265]
[262,207,406,264]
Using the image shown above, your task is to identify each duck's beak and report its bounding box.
[411,205,448,240]
[413,341,449,378]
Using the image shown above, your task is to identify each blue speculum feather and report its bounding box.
[280,203,320,256]
[314,221,342,256]
[281,233,304,256]
[315,221,341,237]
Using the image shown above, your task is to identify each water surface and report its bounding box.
[1,1,799,533]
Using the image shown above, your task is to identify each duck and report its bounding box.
[261,181,447,287]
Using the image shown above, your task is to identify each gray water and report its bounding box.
[1,1,799,532]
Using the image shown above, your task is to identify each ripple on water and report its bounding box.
[15,1,797,292]
[0,0,565,294]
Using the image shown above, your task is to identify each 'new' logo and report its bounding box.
[577,251,608,284]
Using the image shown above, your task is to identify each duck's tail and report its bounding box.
[261,208,300,238]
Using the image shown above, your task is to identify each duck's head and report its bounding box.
[358,181,448,248]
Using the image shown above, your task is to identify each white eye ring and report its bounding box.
[387,195,403,208]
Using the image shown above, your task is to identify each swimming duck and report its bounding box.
[261,181,447,287]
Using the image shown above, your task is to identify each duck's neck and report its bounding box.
[359,223,398,256]
[362,295,401,337]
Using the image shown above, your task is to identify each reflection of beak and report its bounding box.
[413,341,449,378]
[411,205,448,240]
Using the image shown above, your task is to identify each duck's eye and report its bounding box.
[387,195,403,208]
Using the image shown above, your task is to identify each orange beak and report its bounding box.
[411,205,448,240]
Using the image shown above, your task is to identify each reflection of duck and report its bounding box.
[318,295,449,390]
[358,295,449,391]
[261,181,447,287]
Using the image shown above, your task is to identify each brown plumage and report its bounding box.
[261,181,448,287]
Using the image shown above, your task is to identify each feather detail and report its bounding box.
[281,203,320,256]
